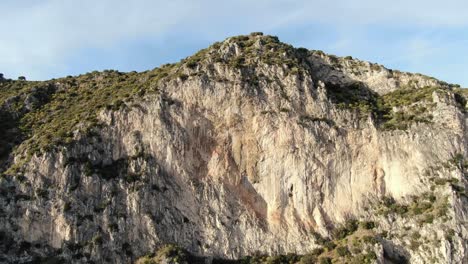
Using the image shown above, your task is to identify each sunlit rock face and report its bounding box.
[1,34,467,264]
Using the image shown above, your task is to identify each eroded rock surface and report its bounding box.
[0,33,467,264]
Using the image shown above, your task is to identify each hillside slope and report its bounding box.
[1,33,467,264]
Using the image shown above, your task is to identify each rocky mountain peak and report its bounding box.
[0,33,467,264]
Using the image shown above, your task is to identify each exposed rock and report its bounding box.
[0,33,467,264]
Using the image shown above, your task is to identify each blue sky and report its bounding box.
[1,0,468,87]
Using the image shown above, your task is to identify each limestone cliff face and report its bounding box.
[1,34,467,264]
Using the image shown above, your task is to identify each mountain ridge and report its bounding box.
[0,33,467,264]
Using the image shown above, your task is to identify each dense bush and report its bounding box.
[319,257,332,264]
[326,82,446,130]
[360,221,376,230]
[336,245,350,257]
[333,219,358,239]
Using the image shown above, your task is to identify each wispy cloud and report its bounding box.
[1,0,467,86]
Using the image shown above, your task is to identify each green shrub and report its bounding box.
[336,245,350,257]
[310,247,324,256]
[185,61,198,69]
[411,232,421,240]
[345,219,359,232]
[421,214,434,224]
[230,57,246,68]
[333,219,358,239]
[349,252,378,264]
[324,241,336,251]
[360,221,376,230]
[326,83,441,130]
[361,235,377,244]
[445,229,455,242]
[319,257,332,264]
[312,232,328,245]
[155,244,188,262]
[299,254,317,264]
[296,47,309,54]
[411,201,432,215]
[379,231,388,238]
[409,240,421,250]
[177,73,189,81]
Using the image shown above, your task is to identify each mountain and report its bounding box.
[0,32,467,264]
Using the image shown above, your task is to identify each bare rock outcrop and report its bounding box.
[0,33,467,264]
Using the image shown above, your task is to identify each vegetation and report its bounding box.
[359,221,376,230]
[377,86,438,130]
[133,165,457,264]
[332,219,359,240]
[298,115,334,127]
[173,219,379,264]
[377,191,450,223]
[1,34,464,264]
[136,244,224,264]
[1,33,464,178]
[429,154,468,198]
[326,82,443,130]
[336,245,350,257]
[0,65,182,175]
[136,226,381,264]
[218,33,310,77]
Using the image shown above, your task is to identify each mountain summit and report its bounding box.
[1,33,467,264]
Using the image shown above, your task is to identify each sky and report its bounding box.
[1,0,468,87]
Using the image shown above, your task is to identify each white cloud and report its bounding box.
[305,0,468,26]
[1,0,468,80]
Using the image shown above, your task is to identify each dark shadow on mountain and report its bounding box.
[382,239,410,264]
